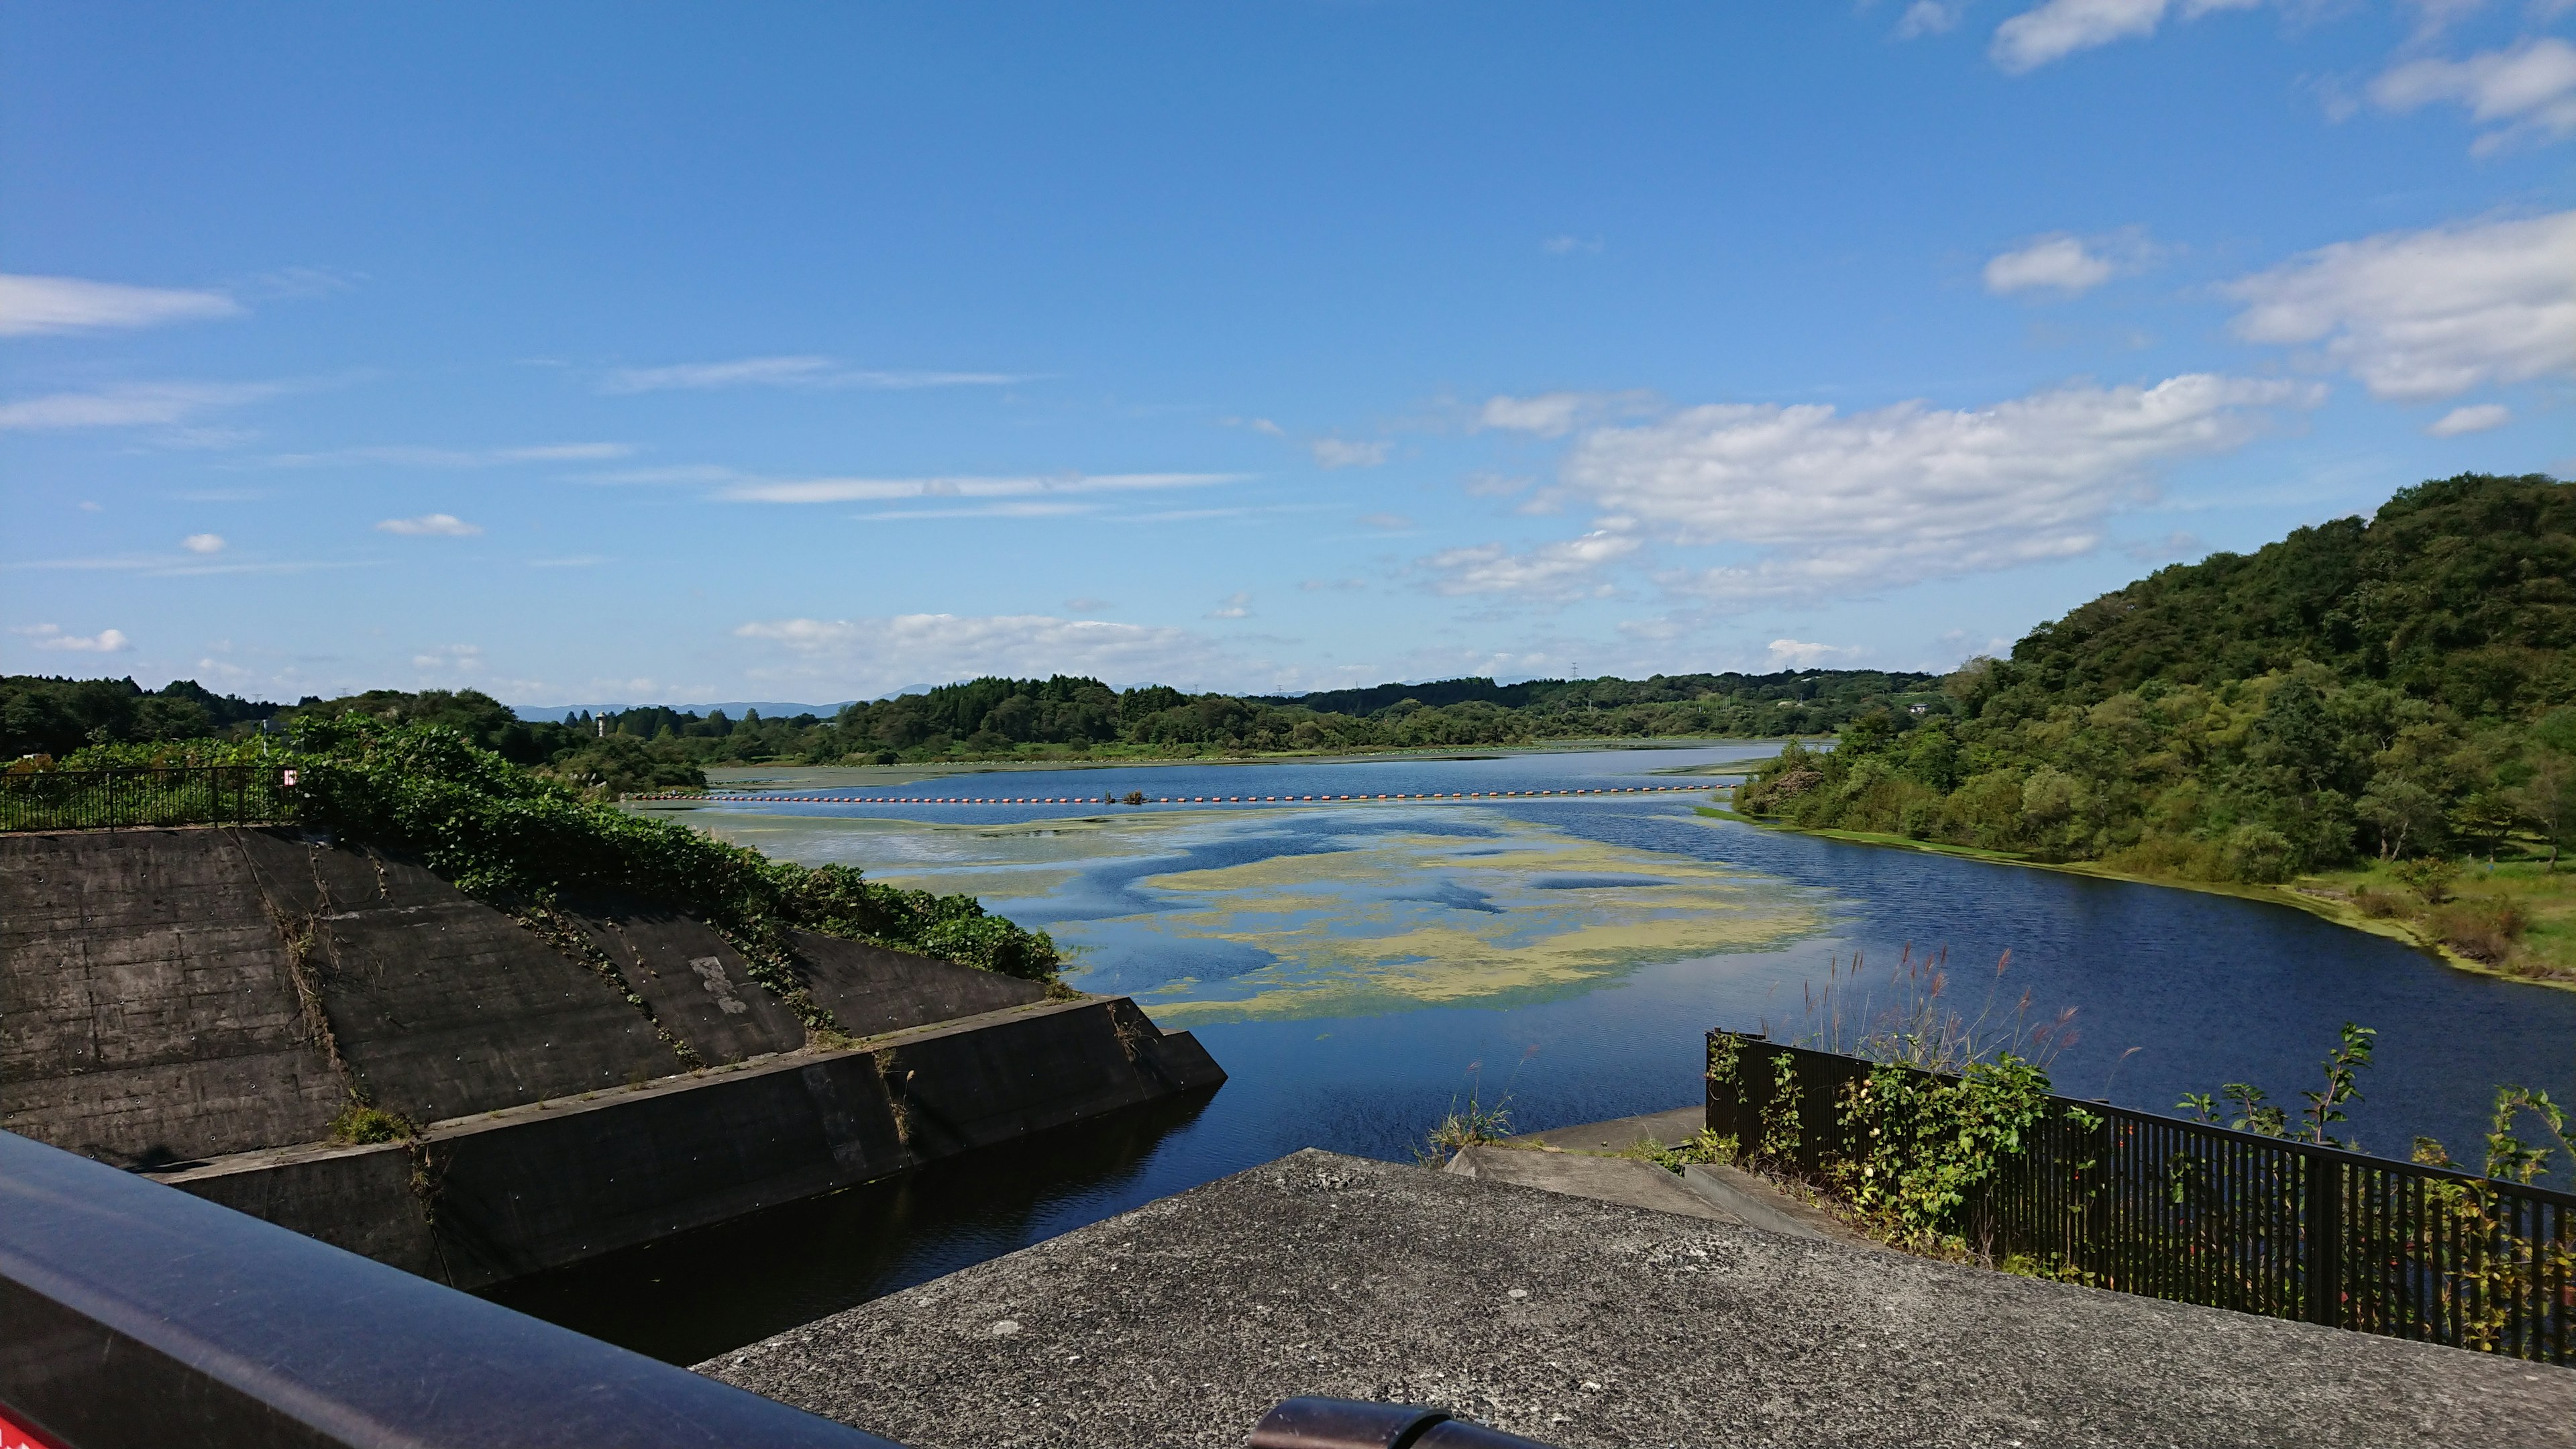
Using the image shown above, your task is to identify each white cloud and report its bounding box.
[731,613,1239,694]
[1768,639,1860,668]
[599,356,1027,394]
[1895,1,1969,38]
[180,533,226,554]
[2223,210,2576,400]
[412,643,484,672]
[12,623,129,652]
[1984,235,2115,296]
[1541,235,1604,255]
[1989,0,2259,74]
[0,381,282,431]
[716,472,1240,504]
[0,274,241,336]
[2427,402,2512,435]
[376,513,482,537]
[1517,373,2316,606]
[1208,591,1254,619]
[1424,531,1642,599]
[1475,390,1658,439]
[268,441,633,468]
[1220,416,1288,437]
[1311,438,1390,468]
[2369,37,2576,154]
[1358,513,1415,531]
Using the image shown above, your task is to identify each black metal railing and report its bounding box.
[1705,1031,2575,1365]
[0,766,297,833]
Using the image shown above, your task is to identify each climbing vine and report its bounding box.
[278,714,1062,981]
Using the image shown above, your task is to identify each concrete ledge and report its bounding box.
[702,1149,2573,1449]
[156,996,1223,1289]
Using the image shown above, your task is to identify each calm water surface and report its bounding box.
[490,743,2576,1362]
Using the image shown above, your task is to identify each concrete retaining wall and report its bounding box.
[3,826,1225,1288]
[157,997,1223,1289]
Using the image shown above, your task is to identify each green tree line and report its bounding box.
[9,667,1932,796]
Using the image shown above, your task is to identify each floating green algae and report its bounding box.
[1089,820,1824,1022]
[674,802,1829,1024]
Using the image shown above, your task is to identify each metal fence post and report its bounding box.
[2306,1155,2343,1328]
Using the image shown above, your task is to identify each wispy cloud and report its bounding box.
[1983,228,2159,298]
[1207,592,1254,619]
[267,441,634,468]
[0,381,284,431]
[10,623,129,652]
[2426,402,2511,436]
[2223,209,2576,400]
[376,513,483,537]
[717,471,1242,504]
[1989,0,2261,75]
[1311,438,1390,468]
[0,274,242,336]
[732,612,1244,694]
[1474,390,1660,439]
[1540,235,1604,255]
[2369,36,2576,154]
[1768,639,1860,668]
[180,533,226,555]
[598,355,1031,394]
[1434,372,2318,610]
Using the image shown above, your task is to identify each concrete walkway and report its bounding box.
[702,1150,2572,1449]
[1475,1106,1871,1247]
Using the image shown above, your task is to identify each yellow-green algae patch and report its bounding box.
[1123,826,1823,1023]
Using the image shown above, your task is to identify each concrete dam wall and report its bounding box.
[0,826,1222,1289]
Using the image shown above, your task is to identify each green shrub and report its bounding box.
[286,714,1060,983]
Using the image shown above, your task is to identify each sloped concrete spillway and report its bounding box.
[0,825,1224,1289]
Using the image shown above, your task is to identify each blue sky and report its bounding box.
[5,1,2571,706]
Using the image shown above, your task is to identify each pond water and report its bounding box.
[488,743,2576,1363]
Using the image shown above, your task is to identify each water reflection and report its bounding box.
[481,1091,1214,1366]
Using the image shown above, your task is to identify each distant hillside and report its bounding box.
[1738,474,2576,975]
[2006,472,2574,713]
[9,665,1935,790]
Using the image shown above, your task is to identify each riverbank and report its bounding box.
[1696,805,2576,994]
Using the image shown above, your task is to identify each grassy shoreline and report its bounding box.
[1694,806,2576,994]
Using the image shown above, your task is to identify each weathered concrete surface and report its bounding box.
[160,997,1226,1289]
[1491,1107,1870,1246]
[1,828,346,1165]
[792,929,1046,1036]
[703,1150,2575,1449]
[1443,1144,1727,1222]
[231,828,680,1124]
[563,900,809,1063]
[1507,1106,1703,1154]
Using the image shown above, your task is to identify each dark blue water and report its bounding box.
[501,745,2576,1363]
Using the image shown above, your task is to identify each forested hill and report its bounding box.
[5,665,1932,796]
[1739,474,2576,915]
[2006,472,2574,711]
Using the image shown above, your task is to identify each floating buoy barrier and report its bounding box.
[630,783,1717,807]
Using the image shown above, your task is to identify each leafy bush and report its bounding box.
[286,714,1059,983]
[2426,897,2530,964]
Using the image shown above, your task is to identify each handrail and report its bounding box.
[0,1130,897,1449]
